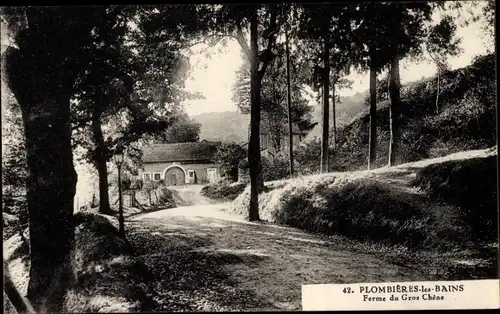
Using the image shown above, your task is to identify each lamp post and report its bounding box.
[113,151,125,237]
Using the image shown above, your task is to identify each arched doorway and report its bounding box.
[164,166,186,186]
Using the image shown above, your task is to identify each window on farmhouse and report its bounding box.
[188,170,195,178]
[143,172,151,181]
[154,173,161,181]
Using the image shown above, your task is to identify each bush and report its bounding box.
[262,153,291,182]
[413,155,498,241]
[201,181,247,201]
[213,143,247,182]
[135,183,175,209]
[156,186,175,207]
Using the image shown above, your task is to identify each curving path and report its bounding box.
[126,202,433,311]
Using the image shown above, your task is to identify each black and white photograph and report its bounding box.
[1,2,498,312]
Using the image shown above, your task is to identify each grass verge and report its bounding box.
[3,212,157,313]
[230,154,498,279]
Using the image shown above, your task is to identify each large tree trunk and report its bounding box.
[368,54,377,170]
[285,29,294,178]
[3,45,78,313]
[91,110,112,214]
[23,96,78,313]
[1,8,100,312]
[248,7,262,222]
[320,31,330,173]
[388,56,402,167]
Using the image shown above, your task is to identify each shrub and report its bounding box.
[238,158,250,169]
[213,143,247,182]
[156,186,175,207]
[413,155,498,241]
[261,153,291,182]
[201,181,247,201]
[135,183,175,209]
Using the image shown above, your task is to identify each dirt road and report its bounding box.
[169,184,217,206]
[127,203,432,311]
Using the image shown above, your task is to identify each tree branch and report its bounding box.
[257,5,278,81]
[235,23,251,62]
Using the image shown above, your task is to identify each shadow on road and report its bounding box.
[127,217,280,311]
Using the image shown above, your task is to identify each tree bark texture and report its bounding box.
[320,32,330,173]
[436,67,440,112]
[117,164,125,237]
[285,29,294,178]
[1,13,87,310]
[332,82,336,149]
[248,7,262,221]
[368,54,378,170]
[388,56,402,167]
[91,109,112,214]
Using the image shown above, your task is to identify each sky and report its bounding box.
[182,3,492,116]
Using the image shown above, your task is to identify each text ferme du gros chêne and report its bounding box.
[342,283,464,302]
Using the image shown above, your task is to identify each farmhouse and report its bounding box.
[141,140,222,186]
[247,120,304,158]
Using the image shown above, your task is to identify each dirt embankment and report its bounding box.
[3,212,158,313]
[230,148,498,280]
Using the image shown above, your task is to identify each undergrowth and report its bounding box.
[201,182,247,201]
[413,155,498,242]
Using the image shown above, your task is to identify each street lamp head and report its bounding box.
[114,151,124,165]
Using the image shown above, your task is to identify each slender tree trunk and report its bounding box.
[368,54,378,169]
[436,66,440,112]
[320,31,330,173]
[248,7,262,221]
[117,164,124,237]
[4,258,36,314]
[332,82,336,149]
[91,110,112,214]
[388,56,402,167]
[285,29,294,178]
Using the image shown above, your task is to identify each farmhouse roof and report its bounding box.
[142,141,221,163]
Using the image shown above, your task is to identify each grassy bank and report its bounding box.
[292,54,496,176]
[230,149,498,279]
[413,153,498,242]
[3,212,157,313]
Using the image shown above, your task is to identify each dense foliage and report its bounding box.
[213,143,248,182]
[414,155,497,242]
[292,53,496,174]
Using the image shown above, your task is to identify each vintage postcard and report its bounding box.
[2,2,498,313]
